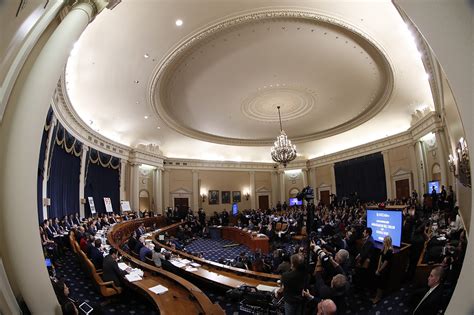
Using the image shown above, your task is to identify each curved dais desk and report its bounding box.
[107,217,224,315]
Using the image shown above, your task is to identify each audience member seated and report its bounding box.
[411,266,446,315]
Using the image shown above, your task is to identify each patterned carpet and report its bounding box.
[184,238,253,262]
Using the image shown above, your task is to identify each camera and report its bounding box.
[296,186,314,202]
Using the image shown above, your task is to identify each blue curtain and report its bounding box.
[37,108,54,223]
[84,149,120,216]
[47,123,82,219]
[335,152,387,202]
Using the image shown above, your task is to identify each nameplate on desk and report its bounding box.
[149,284,168,295]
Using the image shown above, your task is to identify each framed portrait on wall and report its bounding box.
[209,190,219,204]
[222,191,231,204]
[232,191,241,203]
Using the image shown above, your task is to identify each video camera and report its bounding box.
[296,186,314,202]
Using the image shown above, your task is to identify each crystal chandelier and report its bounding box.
[271,106,297,167]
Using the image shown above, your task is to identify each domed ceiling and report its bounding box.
[64,0,433,162]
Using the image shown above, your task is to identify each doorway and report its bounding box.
[320,190,330,206]
[258,195,269,210]
[395,179,410,200]
[174,198,189,219]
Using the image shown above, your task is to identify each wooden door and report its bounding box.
[258,195,269,210]
[395,179,410,200]
[320,190,330,206]
[174,198,189,218]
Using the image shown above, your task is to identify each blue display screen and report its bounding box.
[232,203,238,216]
[428,180,440,194]
[289,197,303,206]
[367,209,402,247]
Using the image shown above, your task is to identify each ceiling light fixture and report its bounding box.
[270,106,296,167]
[144,116,148,119]
[175,19,183,26]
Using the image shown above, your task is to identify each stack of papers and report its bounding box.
[125,273,142,282]
[190,262,201,267]
[149,284,168,295]
[170,260,186,268]
[185,267,198,272]
[179,259,191,264]
[118,262,129,270]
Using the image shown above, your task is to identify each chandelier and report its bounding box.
[271,106,297,167]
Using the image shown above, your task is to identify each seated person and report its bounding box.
[152,246,164,267]
[89,239,104,270]
[102,248,129,287]
[139,243,153,262]
[411,266,447,315]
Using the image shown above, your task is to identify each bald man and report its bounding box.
[413,266,445,315]
[317,299,337,315]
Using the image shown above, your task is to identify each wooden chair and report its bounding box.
[292,226,307,241]
[84,256,122,297]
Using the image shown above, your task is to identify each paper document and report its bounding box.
[170,260,186,268]
[125,274,142,282]
[256,284,278,292]
[185,267,198,272]
[118,262,129,270]
[179,259,191,264]
[190,262,201,267]
[149,284,168,295]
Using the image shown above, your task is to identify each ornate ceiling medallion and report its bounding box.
[148,8,394,146]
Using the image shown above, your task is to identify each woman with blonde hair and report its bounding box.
[371,235,394,304]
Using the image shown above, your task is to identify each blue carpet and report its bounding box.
[184,238,253,263]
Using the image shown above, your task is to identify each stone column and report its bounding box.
[130,163,140,211]
[330,164,337,195]
[153,168,163,214]
[271,171,278,208]
[79,145,89,218]
[42,116,57,220]
[249,171,256,209]
[409,143,421,200]
[302,168,308,187]
[192,170,199,211]
[382,151,393,200]
[0,2,104,313]
[435,130,449,187]
[279,171,286,203]
[163,170,170,209]
[415,140,428,194]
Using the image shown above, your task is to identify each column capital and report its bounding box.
[71,0,115,22]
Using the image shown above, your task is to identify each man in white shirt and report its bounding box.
[413,266,445,315]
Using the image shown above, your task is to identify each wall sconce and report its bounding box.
[448,154,456,173]
[456,137,471,187]
[245,193,250,201]
[201,194,207,202]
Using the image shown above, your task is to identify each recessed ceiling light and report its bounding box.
[134,80,139,84]
[175,19,183,26]
[144,116,149,119]
[136,101,140,104]
[156,126,161,129]
[144,53,149,58]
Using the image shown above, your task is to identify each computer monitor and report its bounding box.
[428,180,440,194]
[366,209,402,247]
[232,203,238,216]
[289,197,303,206]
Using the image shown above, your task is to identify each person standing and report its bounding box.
[276,254,306,315]
[371,235,394,304]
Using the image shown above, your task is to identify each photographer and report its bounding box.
[311,241,348,279]
[275,254,306,315]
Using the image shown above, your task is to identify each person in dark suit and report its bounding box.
[355,227,375,288]
[412,266,445,315]
[276,254,306,315]
[102,248,128,287]
[89,239,104,270]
